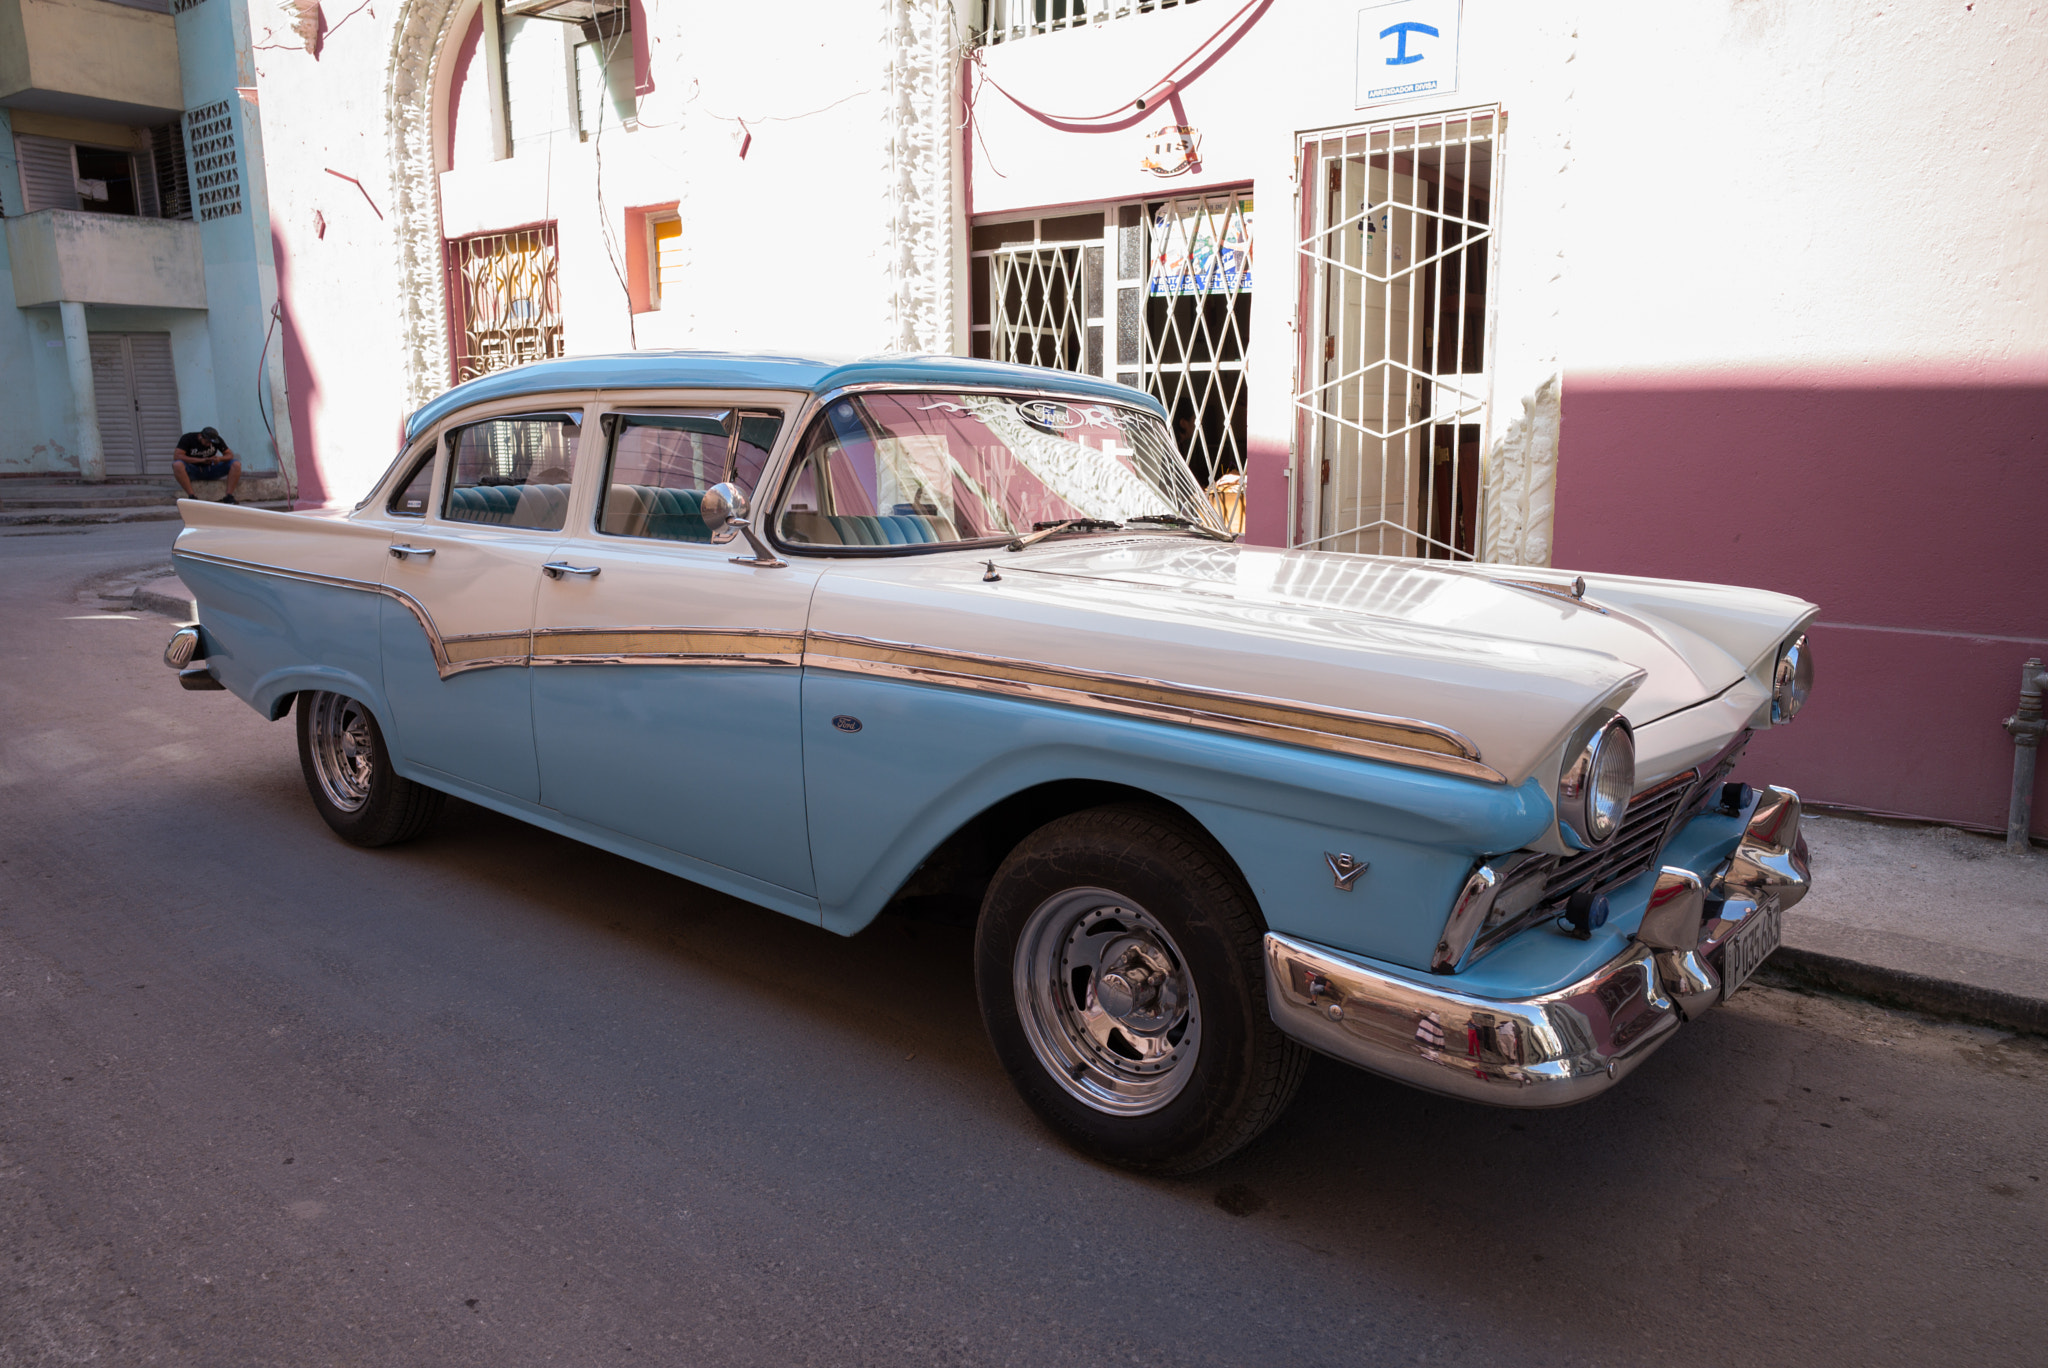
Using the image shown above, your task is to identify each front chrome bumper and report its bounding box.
[1264,785,1812,1107]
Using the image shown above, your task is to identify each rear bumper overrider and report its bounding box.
[1264,785,1811,1107]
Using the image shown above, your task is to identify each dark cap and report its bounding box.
[201,426,222,440]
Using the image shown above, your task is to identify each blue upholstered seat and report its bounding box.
[447,482,570,530]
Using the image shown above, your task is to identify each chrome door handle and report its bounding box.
[389,544,436,560]
[542,562,601,580]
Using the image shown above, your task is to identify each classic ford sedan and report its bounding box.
[164,352,1815,1174]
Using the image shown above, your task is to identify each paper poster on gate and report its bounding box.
[1147,197,1253,298]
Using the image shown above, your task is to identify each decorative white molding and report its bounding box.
[386,0,462,409]
[1481,375,1560,567]
[882,0,959,354]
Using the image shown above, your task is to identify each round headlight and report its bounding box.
[1559,716,1636,850]
[1772,634,1813,724]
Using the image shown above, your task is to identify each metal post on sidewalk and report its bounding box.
[2005,656,2046,853]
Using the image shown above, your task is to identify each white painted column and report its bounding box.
[59,300,105,483]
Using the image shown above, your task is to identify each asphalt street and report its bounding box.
[3,522,2044,1368]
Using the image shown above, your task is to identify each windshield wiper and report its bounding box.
[1007,518,1124,551]
[1125,512,1236,542]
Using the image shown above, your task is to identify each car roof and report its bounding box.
[402,351,1169,440]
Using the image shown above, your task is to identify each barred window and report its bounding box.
[444,225,567,384]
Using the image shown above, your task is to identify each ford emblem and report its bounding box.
[831,715,863,733]
[1017,400,1081,431]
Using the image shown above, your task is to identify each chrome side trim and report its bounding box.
[171,551,805,679]
[802,632,1501,783]
[528,627,805,667]
[174,548,459,676]
[1265,931,1682,1107]
[173,551,1496,780]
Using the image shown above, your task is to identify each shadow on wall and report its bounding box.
[1554,374,2048,837]
[271,224,327,508]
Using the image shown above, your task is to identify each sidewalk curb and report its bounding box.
[1758,945,2048,1037]
[132,584,196,620]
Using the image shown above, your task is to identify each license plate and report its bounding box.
[1720,897,1783,1000]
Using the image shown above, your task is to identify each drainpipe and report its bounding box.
[58,300,106,483]
[2006,657,2047,852]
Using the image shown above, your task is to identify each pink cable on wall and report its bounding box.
[970,0,1275,135]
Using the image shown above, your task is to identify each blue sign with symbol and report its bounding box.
[1380,21,1438,65]
[1357,1,1461,108]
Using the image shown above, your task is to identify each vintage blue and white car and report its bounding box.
[165,352,1815,1173]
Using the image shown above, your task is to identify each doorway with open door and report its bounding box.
[1293,109,1496,560]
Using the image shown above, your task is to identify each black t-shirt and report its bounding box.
[177,433,224,460]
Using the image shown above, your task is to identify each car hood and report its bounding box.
[805,538,1816,789]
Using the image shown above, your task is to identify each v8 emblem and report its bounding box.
[1326,852,1369,891]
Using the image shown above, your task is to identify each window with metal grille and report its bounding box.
[970,193,1252,531]
[973,0,1201,46]
[1292,109,1496,560]
[444,225,567,384]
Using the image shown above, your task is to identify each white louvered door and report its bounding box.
[89,338,142,475]
[127,334,182,473]
[86,334,181,475]
[14,135,80,212]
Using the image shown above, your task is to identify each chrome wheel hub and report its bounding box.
[1014,889,1201,1116]
[309,693,376,813]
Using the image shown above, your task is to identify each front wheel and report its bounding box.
[295,691,445,847]
[974,804,1308,1174]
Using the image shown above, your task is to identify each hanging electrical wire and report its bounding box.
[968,0,1273,135]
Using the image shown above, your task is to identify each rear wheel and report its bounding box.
[974,804,1307,1174]
[296,691,444,847]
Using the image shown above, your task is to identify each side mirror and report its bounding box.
[702,481,750,545]
[700,481,786,569]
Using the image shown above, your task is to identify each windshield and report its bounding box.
[773,391,1224,551]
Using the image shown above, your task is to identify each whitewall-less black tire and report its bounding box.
[974,803,1308,1174]
[295,691,445,847]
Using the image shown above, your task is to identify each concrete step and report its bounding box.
[0,481,182,509]
[0,499,292,527]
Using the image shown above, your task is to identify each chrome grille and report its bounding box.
[1462,732,1754,968]
[1539,770,1699,906]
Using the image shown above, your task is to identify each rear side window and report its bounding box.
[386,444,436,517]
[443,413,582,531]
[597,409,783,542]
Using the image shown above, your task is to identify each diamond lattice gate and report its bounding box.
[1293,110,1497,559]
[1117,194,1253,520]
[973,197,1253,532]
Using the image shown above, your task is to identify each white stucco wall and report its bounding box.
[242,0,2043,510]
[964,0,2046,553]
[1564,0,2048,383]
[250,0,914,504]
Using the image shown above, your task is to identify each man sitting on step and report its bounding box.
[171,427,242,504]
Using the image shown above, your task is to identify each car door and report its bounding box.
[379,408,587,803]
[529,402,825,904]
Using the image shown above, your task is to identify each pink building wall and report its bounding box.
[1555,367,2048,836]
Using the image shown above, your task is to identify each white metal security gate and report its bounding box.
[1293,109,1497,558]
[88,333,181,476]
[973,194,1252,531]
